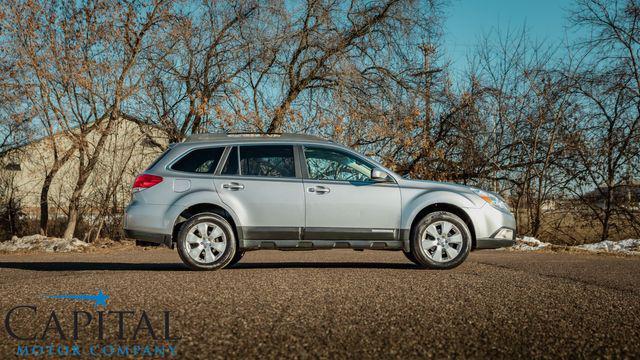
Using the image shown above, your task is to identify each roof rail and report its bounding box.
[185,132,328,142]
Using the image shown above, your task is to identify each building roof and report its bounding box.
[0,114,162,156]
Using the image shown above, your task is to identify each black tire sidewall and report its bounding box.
[403,250,420,265]
[177,212,236,270]
[228,250,245,267]
[410,211,471,269]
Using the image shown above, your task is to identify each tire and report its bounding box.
[176,212,236,270]
[410,211,472,269]
[402,250,420,265]
[227,250,245,267]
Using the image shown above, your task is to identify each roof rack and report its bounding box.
[185,132,328,142]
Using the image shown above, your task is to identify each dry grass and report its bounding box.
[516,209,639,245]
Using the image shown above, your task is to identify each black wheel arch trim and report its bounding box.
[407,204,477,250]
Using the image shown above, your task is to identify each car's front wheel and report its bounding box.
[410,211,471,269]
[227,250,245,267]
[402,250,420,265]
[177,213,236,270]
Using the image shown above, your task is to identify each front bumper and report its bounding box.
[476,226,515,249]
[475,237,515,249]
[466,204,517,249]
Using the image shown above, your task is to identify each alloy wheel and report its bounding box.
[185,222,227,263]
[420,220,463,263]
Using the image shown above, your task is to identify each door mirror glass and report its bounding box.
[371,168,391,182]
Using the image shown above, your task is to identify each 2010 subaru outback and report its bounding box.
[124,133,515,270]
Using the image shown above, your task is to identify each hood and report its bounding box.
[395,178,485,208]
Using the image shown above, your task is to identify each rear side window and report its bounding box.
[240,145,295,178]
[171,147,224,173]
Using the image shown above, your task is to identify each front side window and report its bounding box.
[240,145,295,178]
[304,147,373,182]
[170,147,224,173]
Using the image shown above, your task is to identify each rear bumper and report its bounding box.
[124,200,182,247]
[124,200,178,237]
[124,229,172,247]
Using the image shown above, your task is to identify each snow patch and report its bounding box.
[506,237,640,255]
[510,236,552,251]
[0,235,90,253]
[576,239,640,254]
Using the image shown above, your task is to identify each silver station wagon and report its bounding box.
[124,133,516,270]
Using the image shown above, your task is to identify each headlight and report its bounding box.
[471,188,511,213]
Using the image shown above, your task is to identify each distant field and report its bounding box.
[515,209,639,245]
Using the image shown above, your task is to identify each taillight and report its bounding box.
[133,174,163,192]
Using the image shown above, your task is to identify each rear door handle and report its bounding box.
[308,186,330,194]
[222,182,244,191]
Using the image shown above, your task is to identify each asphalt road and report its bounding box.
[0,248,639,359]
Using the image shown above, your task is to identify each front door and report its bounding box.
[214,145,305,241]
[301,145,401,241]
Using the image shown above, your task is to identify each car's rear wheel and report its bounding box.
[177,213,236,270]
[410,211,471,269]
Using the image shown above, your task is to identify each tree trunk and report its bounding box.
[267,89,300,133]
[601,192,613,241]
[63,182,84,239]
[601,211,610,241]
[39,172,55,235]
[39,145,75,235]
[267,104,288,133]
[62,115,117,239]
[531,203,541,237]
[63,205,79,239]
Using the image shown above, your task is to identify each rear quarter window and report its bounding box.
[170,147,224,174]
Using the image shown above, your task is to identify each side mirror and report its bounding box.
[371,168,391,182]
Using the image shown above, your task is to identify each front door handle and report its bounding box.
[222,182,244,191]
[308,186,330,194]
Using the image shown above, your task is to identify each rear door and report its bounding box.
[301,145,401,241]
[214,144,305,241]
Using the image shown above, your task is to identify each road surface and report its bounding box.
[0,248,638,359]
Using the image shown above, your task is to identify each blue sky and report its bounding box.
[443,0,576,76]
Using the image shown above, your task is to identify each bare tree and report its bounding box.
[137,0,257,143]
[467,27,577,238]
[564,0,640,240]
[235,0,442,134]
[3,0,77,234]
[4,0,171,238]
